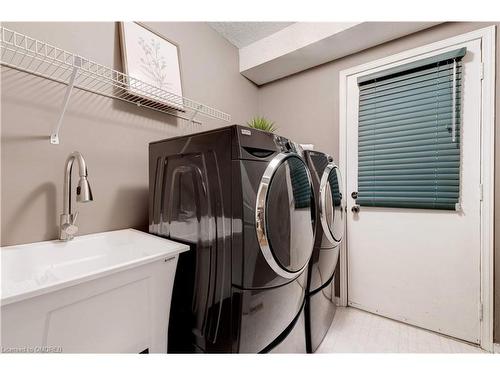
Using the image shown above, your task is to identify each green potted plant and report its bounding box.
[247,116,277,133]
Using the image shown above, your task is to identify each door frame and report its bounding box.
[338,26,496,351]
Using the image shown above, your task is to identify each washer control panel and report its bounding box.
[274,135,299,153]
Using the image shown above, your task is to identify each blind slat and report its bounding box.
[359,116,459,132]
[359,91,461,113]
[358,139,459,153]
[358,168,459,177]
[359,163,459,172]
[360,184,459,192]
[358,142,459,154]
[358,191,459,198]
[359,98,459,122]
[359,119,456,136]
[358,133,459,147]
[359,68,461,97]
[359,150,459,162]
[359,85,460,106]
[356,200,457,210]
[357,196,458,203]
[359,155,459,166]
[359,128,455,142]
[358,174,459,181]
[360,80,461,100]
[359,63,461,90]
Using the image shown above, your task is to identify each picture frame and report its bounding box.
[119,22,184,111]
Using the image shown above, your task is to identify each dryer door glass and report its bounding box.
[322,165,344,244]
[265,155,314,272]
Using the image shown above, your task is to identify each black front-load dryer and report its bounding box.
[303,150,344,353]
[149,125,315,353]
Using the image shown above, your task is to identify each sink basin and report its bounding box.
[1,228,188,306]
[1,229,189,353]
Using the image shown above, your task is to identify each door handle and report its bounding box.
[351,205,360,213]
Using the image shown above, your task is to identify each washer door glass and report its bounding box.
[265,155,314,272]
[322,165,344,244]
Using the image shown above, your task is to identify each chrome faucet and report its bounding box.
[59,151,93,241]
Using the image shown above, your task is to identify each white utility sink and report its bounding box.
[1,229,189,353]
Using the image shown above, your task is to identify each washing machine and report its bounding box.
[303,150,344,353]
[149,125,315,353]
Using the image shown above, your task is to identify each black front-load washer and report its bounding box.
[149,125,315,353]
[303,150,344,353]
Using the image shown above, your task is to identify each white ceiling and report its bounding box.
[208,22,294,48]
[208,22,442,85]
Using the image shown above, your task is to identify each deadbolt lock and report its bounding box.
[351,191,358,199]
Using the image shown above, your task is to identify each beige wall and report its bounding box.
[0,22,258,246]
[258,22,499,343]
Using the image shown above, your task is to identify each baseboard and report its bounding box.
[494,343,500,354]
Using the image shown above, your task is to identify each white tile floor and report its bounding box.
[316,307,485,353]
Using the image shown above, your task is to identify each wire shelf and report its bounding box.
[0,26,232,126]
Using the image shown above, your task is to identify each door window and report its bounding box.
[356,47,466,210]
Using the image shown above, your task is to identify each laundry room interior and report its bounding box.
[1,2,500,371]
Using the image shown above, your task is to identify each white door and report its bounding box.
[345,39,482,343]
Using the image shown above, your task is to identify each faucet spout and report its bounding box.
[60,151,93,241]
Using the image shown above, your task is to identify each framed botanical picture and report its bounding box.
[119,22,184,111]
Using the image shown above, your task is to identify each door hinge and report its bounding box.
[479,184,484,201]
[479,303,484,321]
[480,62,484,80]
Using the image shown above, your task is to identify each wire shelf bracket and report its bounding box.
[189,104,203,124]
[0,26,232,145]
[50,57,81,144]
